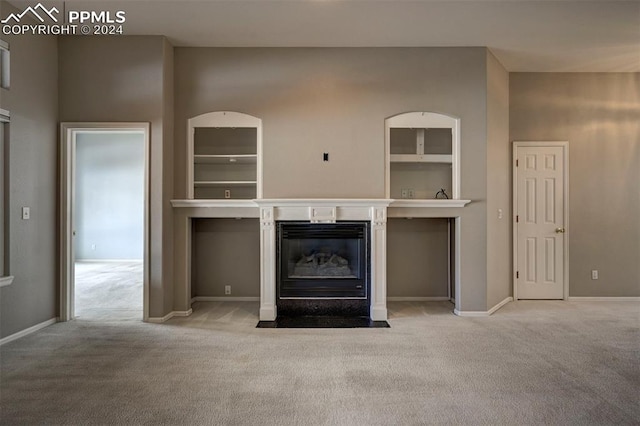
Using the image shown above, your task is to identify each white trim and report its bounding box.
[192,296,260,303]
[488,297,513,314]
[254,199,393,208]
[146,309,193,323]
[389,199,471,208]
[568,297,640,302]
[513,141,569,301]
[387,297,450,302]
[75,259,143,263]
[0,318,57,346]
[454,297,512,317]
[147,312,174,323]
[453,309,488,317]
[172,198,470,210]
[59,123,151,322]
[171,199,257,208]
[0,275,13,287]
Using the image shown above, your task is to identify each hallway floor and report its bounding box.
[74,260,143,321]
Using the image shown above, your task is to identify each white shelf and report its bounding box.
[194,154,257,164]
[194,181,257,187]
[390,199,471,208]
[390,154,452,163]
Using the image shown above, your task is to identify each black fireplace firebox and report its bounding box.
[277,221,370,317]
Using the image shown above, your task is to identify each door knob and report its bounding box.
[555,227,565,234]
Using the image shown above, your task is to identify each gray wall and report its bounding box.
[74,133,145,260]
[162,38,175,315]
[193,217,452,299]
[0,122,5,276]
[510,73,640,297]
[59,36,174,317]
[193,219,260,298]
[0,1,58,338]
[175,47,491,311]
[387,219,450,298]
[486,51,511,309]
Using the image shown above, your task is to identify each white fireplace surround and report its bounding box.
[171,198,470,322]
[254,199,392,321]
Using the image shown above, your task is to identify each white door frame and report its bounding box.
[60,122,150,321]
[512,141,569,301]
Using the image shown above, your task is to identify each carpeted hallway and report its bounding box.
[1,301,638,425]
[74,261,143,321]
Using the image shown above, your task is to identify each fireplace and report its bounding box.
[277,221,370,316]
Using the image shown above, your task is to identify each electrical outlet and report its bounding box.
[401,189,408,198]
[591,270,598,280]
[225,285,231,295]
[224,189,231,199]
[407,189,415,199]
[498,209,503,219]
[22,207,30,220]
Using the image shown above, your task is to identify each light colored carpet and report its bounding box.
[74,261,143,321]
[1,301,638,425]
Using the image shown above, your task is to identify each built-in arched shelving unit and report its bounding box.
[187,111,262,200]
[385,112,461,201]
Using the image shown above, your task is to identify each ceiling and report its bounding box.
[6,0,640,71]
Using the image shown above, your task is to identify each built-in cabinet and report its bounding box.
[187,111,262,200]
[386,112,460,200]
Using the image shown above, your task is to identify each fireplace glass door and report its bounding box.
[278,222,369,299]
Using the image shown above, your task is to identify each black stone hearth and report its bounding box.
[276,298,369,317]
[257,317,390,328]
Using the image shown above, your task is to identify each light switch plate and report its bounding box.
[22,207,30,220]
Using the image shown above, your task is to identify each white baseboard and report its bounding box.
[454,297,513,317]
[387,297,451,302]
[191,296,260,303]
[568,297,640,302]
[488,297,513,314]
[0,275,14,288]
[146,309,193,323]
[0,318,57,346]
[75,259,143,262]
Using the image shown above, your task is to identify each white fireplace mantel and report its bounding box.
[253,199,393,321]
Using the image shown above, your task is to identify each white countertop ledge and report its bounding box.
[389,199,471,208]
[171,199,471,208]
[171,199,258,208]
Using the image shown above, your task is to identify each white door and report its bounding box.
[514,142,568,300]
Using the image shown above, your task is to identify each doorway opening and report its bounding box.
[60,123,150,321]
